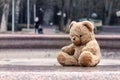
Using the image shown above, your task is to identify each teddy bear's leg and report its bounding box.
[57,52,78,66]
[78,51,100,67]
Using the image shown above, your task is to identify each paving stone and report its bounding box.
[0,72,119,80]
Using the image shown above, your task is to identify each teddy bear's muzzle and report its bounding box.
[72,37,82,46]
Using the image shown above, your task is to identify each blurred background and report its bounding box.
[0,0,120,34]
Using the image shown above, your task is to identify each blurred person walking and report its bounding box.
[34,17,40,34]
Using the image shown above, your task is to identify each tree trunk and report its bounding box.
[105,0,113,25]
[59,0,65,31]
[0,2,10,32]
[66,0,73,26]
[0,0,4,24]
[15,0,21,31]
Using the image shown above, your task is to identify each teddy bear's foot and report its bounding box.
[78,51,100,67]
[57,52,78,66]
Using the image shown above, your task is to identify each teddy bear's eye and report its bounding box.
[80,35,82,37]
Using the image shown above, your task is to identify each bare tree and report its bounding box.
[0,0,10,32]
[0,0,4,23]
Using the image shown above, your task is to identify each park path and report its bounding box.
[0,26,66,36]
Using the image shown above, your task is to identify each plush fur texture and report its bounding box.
[57,21,101,67]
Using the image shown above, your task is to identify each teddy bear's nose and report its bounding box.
[73,37,76,40]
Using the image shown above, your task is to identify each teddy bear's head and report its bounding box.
[69,21,95,46]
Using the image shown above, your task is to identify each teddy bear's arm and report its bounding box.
[82,40,99,55]
[61,44,75,55]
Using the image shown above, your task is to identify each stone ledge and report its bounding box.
[0,34,120,49]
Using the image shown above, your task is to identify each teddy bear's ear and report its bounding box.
[69,21,76,29]
[82,21,94,32]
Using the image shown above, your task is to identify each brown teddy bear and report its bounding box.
[57,21,101,67]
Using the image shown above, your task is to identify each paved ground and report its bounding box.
[2,27,65,35]
[0,49,119,80]
[0,58,120,67]
[0,49,119,70]
[0,71,120,80]
[0,49,119,71]
[0,71,119,80]
[0,49,120,59]
[0,58,119,80]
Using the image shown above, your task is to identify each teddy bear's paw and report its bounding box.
[78,51,97,67]
[57,52,78,66]
[57,53,66,65]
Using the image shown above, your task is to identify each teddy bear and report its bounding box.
[57,21,101,67]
